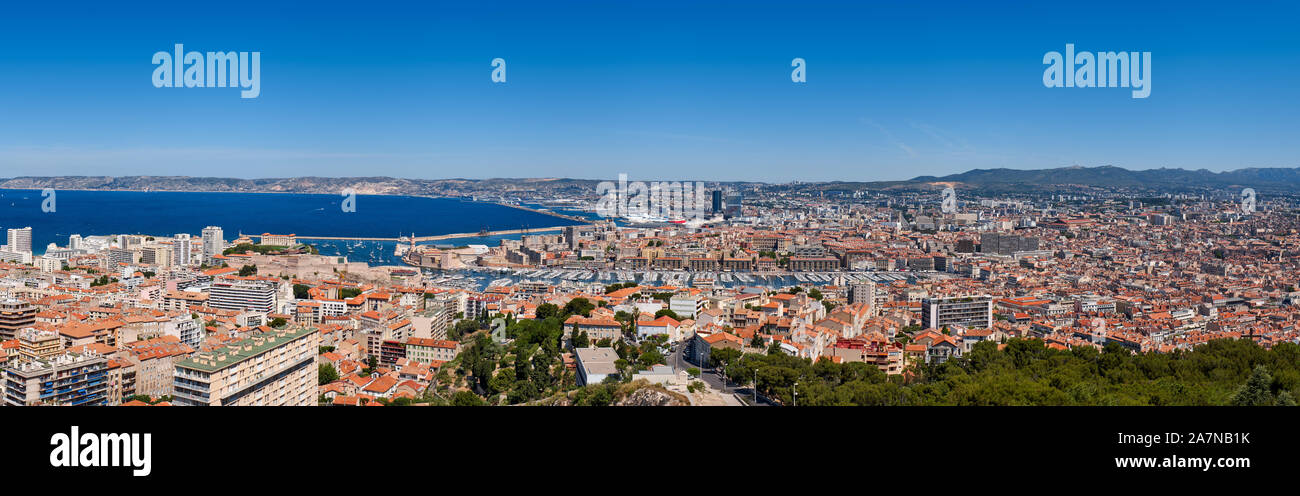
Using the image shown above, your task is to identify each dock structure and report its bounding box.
[246,200,594,244]
[249,226,569,243]
[489,202,593,224]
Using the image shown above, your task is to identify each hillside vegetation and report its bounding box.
[727,338,1299,406]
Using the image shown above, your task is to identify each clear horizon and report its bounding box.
[1,1,1297,182]
[5,163,1294,185]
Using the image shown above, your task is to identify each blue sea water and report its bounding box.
[0,189,587,265]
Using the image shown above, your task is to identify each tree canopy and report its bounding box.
[733,338,1300,406]
[564,298,595,318]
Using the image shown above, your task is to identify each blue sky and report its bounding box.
[0,0,1297,182]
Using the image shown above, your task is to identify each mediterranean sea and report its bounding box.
[0,189,589,266]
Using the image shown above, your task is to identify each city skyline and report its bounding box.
[2,1,1291,482]
[1,176,1296,410]
[2,1,1298,182]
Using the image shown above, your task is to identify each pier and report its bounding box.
[250,226,570,243]
[488,201,595,224]
[245,199,594,244]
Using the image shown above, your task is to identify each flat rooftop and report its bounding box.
[574,347,620,376]
[175,326,316,373]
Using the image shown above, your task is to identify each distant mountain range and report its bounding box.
[913,165,1300,189]
[0,176,606,197]
[802,166,1300,193]
[2,166,1298,195]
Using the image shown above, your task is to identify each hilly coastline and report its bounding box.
[3,165,1298,195]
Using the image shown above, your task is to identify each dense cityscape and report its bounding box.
[6,0,1295,485]
[3,174,1299,407]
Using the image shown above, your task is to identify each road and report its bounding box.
[669,341,774,406]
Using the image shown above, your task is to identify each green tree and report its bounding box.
[536,303,560,320]
[654,309,680,320]
[452,390,486,406]
[639,350,665,369]
[360,356,379,377]
[318,363,339,385]
[572,329,590,348]
[1231,365,1278,406]
[490,369,515,395]
[651,292,675,302]
[450,319,480,341]
[387,396,414,406]
[709,347,742,382]
[588,384,614,406]
[564,298,595,318]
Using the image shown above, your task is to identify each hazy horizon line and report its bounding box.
[4,164,1300,185]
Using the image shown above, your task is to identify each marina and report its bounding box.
[418,266,929,292]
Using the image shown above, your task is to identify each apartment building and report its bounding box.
[669,293,704,319]
[162,290,209,312]
[201,226,224,265]
[637,315,682,342]
[173,233,193,266]
[170,316,204,347]
[410,304,452,340]
[466,294,502,320]
[574,347,620,386]
[141,245,172,268]
[123,336,194,398]
[16,328,62,361]
[4,350,108,406]
[6,227,32,254]
[34,255,62,272]
[721,257,754,271]
[172,326,319,406]
[562,315,624,343]
[829,338,905,375]
[0,298,37,341]
[789,257,840,271]
[921,296,993,331]
[104,358,136,405]
[380,339,406,366]
[978,232,1040,255]
[404,337,460,364]
[209,277,279,313]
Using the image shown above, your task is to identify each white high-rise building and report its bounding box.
[68,234,82,250]
[6,227,32,254]
[209,278,277,313]
[173,233,193,266]
[201,226,224,265]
